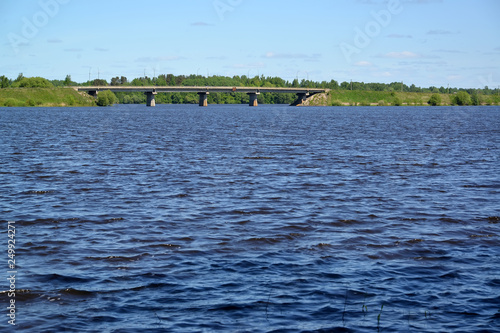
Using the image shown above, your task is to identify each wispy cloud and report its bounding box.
[264,52,321,60]
[482,47,500,55]
[379,51,421,59]
[433,49,465,54]
[427,30,454,35]
[355,0,383,4]
[373,71,393,77]
[64,48,83,52]
[47,38,63,43]
[402,0,443,3]
[206,56,227,60]
[359,0,443,4]
[447,74,463,81]
[354,61,373,67]
[95,47,109,52]
[135,56,186,63]
[191,22,213,26]
[225,62,265,69]
[387,34,412,39]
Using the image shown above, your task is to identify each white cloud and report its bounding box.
[432,49,465,54]
[264,52,321,60]
[226,62,265,69]
[354,61,373,67]
[387,34,412,39]
[373,71,392,77]
[447,74,463,81]
[427,30,454,35]
[381,51,421,59]
[135,56,186,63]
[191,22,213,26]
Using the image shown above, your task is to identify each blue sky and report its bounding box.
[1,0,499,88]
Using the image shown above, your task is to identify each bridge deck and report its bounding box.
[76,86,326,94]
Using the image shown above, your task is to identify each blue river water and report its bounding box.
[1,104,499,332]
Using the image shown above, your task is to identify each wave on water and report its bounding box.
[1,105,499,332]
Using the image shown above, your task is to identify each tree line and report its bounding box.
[2,72,499,94]
[1,73,499,106]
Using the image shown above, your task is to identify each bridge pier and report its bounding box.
[146,90,157,107]
[291,92,309,106]
[198,92,209,107]
[88,90,98,99]
[248,92,260,107]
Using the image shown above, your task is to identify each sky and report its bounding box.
[1,0,499,88]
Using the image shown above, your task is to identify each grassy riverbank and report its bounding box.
[0,88,95,107]
[306,90,500,106]
[1,87,499,107]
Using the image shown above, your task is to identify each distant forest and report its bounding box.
[1,73,499,106]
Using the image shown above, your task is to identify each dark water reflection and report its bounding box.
[1,105,499,332]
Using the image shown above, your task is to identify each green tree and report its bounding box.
[96,90,117,106]
[428,94,442,106]
[452,91,471,105]
[110,77,121,86]
[471,91,481,105]
[0,75,10,88]
[14,73,24,82]
[340,81,350,90]
[92,79,108,86]
[14,77,53,88]
[392,96,402,106]
[166,74,176,86]
[156,75,167,86]
[64,75,72,86]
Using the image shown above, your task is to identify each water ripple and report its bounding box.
[1,105,499,332]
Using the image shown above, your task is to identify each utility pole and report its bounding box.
[350,79,353,91]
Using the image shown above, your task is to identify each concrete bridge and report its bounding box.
[75,86,326,107]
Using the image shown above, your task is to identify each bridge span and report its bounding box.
[75,86,327,107]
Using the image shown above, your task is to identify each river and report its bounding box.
[1,104,499,332]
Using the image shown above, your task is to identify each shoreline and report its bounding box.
[1,88,498,107]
